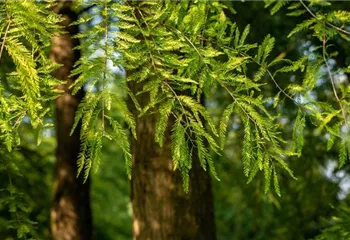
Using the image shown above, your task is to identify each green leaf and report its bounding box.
[263,154,272,193]
[219,103,234,149]
[292,110,306,157]
[155,100,174,147]
[273,167,281,197]
[239,24,250,46]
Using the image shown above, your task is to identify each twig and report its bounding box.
[322,36,348,132]
[165,24,272,134]
[0,20,11,64]
[241,51,297,104]
[164,81,193,133]
[102,0,108,132]
[300,0,350,35]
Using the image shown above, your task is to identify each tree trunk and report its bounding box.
[130,91,216,240]
[50,2,92,240]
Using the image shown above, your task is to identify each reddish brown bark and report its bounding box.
[129,90,216,240]
[50,2,92,240]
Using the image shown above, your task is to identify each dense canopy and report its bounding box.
[0,1,350,239]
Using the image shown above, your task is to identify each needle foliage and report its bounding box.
[1,0,349,193]
[0,1,350,237]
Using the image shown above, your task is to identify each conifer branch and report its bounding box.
[131,7,206,148]
[5,164,27,240]
[171,111,196,148]
[163,81,193,135]
[132,8,157,69]
[221,83,257,126]
[300,0,350,35]
[267,69,295,102]
[169,25,264,155]
[161,15,288,180]
[322,36,349,138]
[240,51,297,105]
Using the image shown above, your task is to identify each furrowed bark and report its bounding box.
[50,2,92,240]
[129,88,216,240]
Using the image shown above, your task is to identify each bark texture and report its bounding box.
[130,92,216,240]
[50,2,92,240]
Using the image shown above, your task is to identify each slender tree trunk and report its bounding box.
[129,90,216,240]
[50,2,92,240]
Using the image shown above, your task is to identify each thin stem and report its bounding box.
[221,83,258,126]
[0,20,11,64]
[300,0,350,35]
[170,112,196,147]
[132,7,204,146]
[322,36,348,134]
[239,50,297,104]
[164,81,193,131]
[165,24,247,119]
[102,0,108,132]
[133,8,158,69]
[267,70,296,103]
[165,24,266,132]
[221,44,310,113]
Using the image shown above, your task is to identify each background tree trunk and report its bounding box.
[129,91,216,240]
[50,2,92,240]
